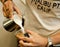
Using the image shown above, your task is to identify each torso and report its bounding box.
[25,0,60,36]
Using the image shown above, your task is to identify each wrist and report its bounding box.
[38,37,48,47]
[43,37,54,47]
[42,37,48,47]
[50,36,56,45]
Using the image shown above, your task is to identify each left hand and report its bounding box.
[16,30,48,47]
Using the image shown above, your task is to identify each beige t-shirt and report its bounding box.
[24,0,60,36]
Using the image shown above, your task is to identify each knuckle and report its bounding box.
[19,41,21,43]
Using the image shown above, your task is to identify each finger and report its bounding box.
[26,30,34,35]
[18,43,23,47]
[16,33,24,38]
[9,15,13,19]
[19,40,35,47]
[17,35,33,42]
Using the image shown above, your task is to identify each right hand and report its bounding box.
[2,0,22,19]
[2,0,14,19]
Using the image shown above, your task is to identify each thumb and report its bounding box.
[16,33,24,39]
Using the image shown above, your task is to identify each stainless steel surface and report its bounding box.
[3,12,22,32]
[3,19,17,32]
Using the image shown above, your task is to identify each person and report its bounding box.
[1,0,60,47]
[16,0,60,47]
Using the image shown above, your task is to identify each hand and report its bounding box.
[16,30,48,47]
[2,0,14,19]
[2,0,22,19]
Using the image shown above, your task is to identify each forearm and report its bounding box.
[50,32,60,45]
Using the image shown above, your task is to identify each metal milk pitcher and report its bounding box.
[3,12,22,32]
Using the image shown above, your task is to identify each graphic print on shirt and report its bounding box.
[26,0,60,31]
